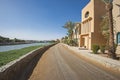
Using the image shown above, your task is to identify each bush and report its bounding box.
[66,39,77,46]
[72,39,78,46]
[92,44,100,54]
[100,45,106,53]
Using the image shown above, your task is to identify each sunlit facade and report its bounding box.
[113,0,120,56]
[113,0,120,45]
[79,0,106,49]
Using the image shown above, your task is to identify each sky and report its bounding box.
[0,0,90,40]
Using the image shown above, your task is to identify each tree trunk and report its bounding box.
[106,3,116,59]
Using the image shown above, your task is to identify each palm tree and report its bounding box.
[100,15,109,48]
[102,0,116,59]
[101,15,109,39]
[63,21,75,40]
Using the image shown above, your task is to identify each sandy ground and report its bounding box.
[29,43,120,80]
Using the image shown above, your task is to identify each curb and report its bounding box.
[63,44,120,72]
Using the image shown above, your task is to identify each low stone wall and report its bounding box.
[0,44,56,80]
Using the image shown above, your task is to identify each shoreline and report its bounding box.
[0,42,51,52]
[0,42,46,46]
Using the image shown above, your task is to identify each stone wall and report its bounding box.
[0,44,56,80]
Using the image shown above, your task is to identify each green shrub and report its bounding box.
[68,39,73,46]
[100,45,106,53]
[67,39,78,46]
[92,44,100,54]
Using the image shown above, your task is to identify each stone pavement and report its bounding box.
[63,44,120,72]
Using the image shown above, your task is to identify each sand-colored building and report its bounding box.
[113,0,120,56]
[79,0,107,49]
[72,0,120,51]
[113,0,120,45]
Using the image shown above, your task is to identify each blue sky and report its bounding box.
[0,0,90,40]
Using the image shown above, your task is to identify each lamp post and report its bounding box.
[102,0,116,59]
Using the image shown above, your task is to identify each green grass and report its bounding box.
[0,45,44,67]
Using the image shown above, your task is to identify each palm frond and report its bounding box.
[102,0,113,4]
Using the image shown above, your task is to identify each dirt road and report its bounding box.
[29,43,120,80]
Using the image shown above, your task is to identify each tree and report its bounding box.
[63,21,75,40]
[101,15,109,39]
[62,36,69,44]
[56,39,60,43]
[100,15,109,47]
[63,21,78,46]
[102,0,116,59]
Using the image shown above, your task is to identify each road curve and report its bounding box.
[29,43,120,80]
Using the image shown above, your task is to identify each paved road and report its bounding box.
[29,43,120,80]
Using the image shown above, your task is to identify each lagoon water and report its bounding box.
[0,43,50,52]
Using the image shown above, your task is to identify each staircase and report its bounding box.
[116,45,120,57]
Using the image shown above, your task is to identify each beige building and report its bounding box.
[113,0,120,56]
[113,0,120,45]
[72,0,120,51]
[79,0,107,49]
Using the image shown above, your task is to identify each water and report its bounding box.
[0,43,50,52]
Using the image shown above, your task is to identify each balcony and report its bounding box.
[81,17,92,34]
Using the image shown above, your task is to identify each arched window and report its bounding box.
[85,11,89,18]
[117,32,120,45]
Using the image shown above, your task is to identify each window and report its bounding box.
[85,11,89,18]
[117,32,120,45]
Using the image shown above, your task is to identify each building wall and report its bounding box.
[80,0,94,49]
[113,0,120,56]
[82,0,94,32]
[113,0,120,44]
[82,0,94,21]
[80,0,107,49]
[91,0,107,46]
